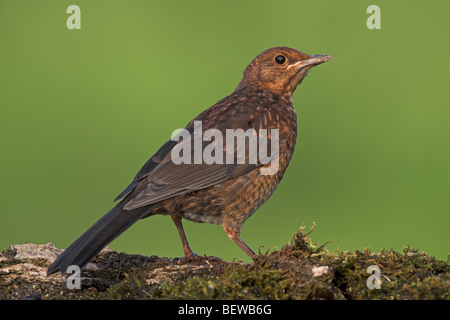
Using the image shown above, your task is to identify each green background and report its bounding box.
[1,1,449,261]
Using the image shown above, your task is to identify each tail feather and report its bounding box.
[47,201,150,276]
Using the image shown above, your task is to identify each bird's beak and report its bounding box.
[291,54,334,69]
[306,54,334,66]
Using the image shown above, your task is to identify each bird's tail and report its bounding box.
[47,201,151,276]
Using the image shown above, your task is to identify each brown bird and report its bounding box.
[47,47,332,276]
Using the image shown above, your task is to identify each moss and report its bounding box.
[160,265,289,300]
[1,225,448,300]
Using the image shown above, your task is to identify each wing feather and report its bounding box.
[117,97,280,210]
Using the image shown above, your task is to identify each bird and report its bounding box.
[47,46,333,276]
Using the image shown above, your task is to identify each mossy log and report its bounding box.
[1,225,448,300]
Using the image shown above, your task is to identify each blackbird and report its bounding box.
[47,47,332,276]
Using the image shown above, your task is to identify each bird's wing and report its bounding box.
[119,99,280,210]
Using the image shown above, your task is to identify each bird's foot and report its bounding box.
[173,253,222,265]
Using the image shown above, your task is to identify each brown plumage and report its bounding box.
[47,47,333,275]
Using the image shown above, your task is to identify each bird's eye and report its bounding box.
[275,55,286,65]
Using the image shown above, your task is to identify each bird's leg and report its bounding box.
[223,221,256,259]
[171,214,198,260]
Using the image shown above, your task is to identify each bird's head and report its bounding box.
[236,46,333,99]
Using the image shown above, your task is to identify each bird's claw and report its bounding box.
[173,254,222,265]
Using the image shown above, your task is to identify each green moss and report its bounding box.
[160,265,288,300]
